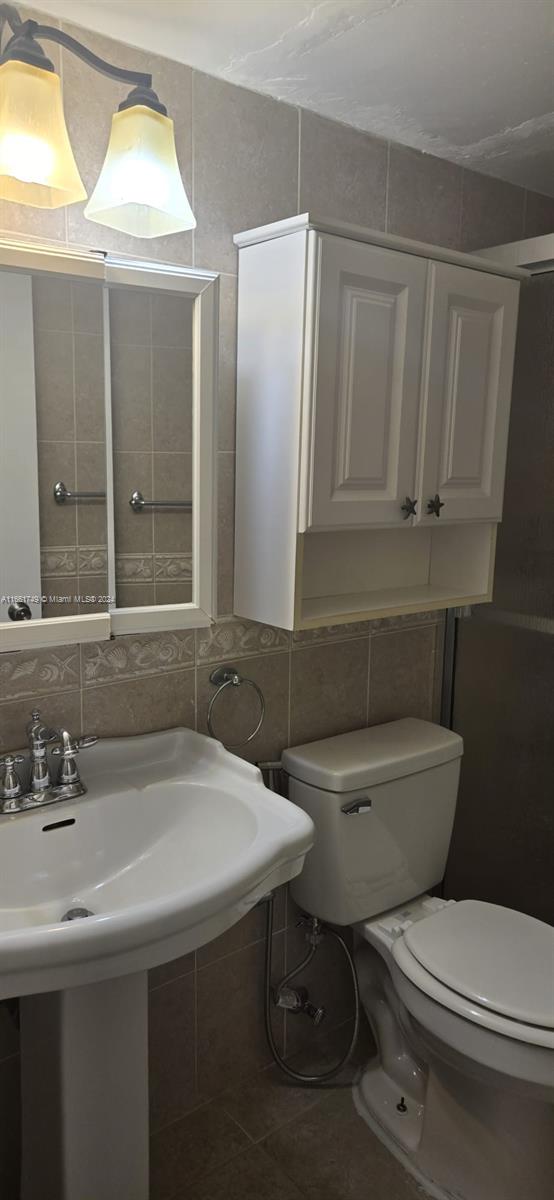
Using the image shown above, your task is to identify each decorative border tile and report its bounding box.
[115,554,154,582]
[82,630,195,686]
[155,554,193,582]
[196,616,290,664]
[292,612,445,649]
[367,611,446,634]
[78,547,108,576]
[293,621,371,647]
[41,548,77,578]
[0,646,80,701]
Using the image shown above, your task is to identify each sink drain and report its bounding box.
[61,906,94,921]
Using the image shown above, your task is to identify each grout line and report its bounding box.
[458,168,465,249]
[148,964,196,995]
[112,448,194,456]
[69,282,79,608]
[217,1106,257,1145]
[191,70,196,269]
[198,645,289,670]
[193,947,200,1107]
[365,634,372,725]
[79,645,84,734]
[254,1091,326,1146]
[150,1094,214,1142]
[179,1136,313,1200]
[287,643,292,748]
[0,685,82,710]
[297,108,302,214]
[292,633,370,653]
[38,438,106,447]
[196,923,287,973]
[80,663,195,692]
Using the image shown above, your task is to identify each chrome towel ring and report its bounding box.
[207,665,265,749]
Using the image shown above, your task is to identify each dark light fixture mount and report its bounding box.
[0,2,196,236]
[0,4,155,104]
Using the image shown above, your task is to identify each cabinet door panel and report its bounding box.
[302,234,427,530]
[418,262,519,523]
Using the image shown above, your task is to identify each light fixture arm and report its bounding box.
[0,4,153,92]
[0,1,195,235]
[0,4,21,37]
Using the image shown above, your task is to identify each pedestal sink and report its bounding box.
[0,728,314,1200]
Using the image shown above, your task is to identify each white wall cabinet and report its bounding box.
[417,261,519,524]
[234,215,524,631]
[305,235,427,530]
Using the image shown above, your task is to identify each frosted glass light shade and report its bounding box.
[84,104,196,238]
[0,60,86,208]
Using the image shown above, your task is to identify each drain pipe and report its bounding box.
[262,892,361,1085]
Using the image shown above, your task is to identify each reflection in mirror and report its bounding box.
[0,270,109,622]
[109,286,194,610]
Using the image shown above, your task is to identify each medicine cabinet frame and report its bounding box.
[0,238,218,652]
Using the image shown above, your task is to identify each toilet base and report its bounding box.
[353,1050,554,1200]
[354,1060,424,1153]
[353,1066,451,1200]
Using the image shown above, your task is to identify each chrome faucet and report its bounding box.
[27,709,58,792]
[0,711,98,815]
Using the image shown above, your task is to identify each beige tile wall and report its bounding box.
[1,8,553,1196]
[33,274,108,616]
[110,286,194,607]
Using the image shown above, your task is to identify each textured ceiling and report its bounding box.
[35,0,554,196]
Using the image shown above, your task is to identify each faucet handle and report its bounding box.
[52,733,98,757]
[52,730,97,786]
[0,754,25,800]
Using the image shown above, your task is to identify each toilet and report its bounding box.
[282,718,554,1200]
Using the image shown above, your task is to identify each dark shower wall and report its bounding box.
[445,271,554,924]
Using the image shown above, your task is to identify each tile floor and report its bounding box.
[151,1021,426,1200]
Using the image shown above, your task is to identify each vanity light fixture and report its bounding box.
[0,3,196,237]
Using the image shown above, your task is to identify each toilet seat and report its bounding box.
[393,918,554,1050]
[401,899,554,1029]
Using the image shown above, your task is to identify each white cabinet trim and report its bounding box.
[0,241,218,651]
[234,213,528,281]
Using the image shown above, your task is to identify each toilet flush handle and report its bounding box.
[341,797,372,815]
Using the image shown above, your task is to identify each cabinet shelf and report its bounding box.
[300,586,478,628]
[297,522,495,629]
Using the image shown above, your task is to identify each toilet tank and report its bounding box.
[283,719,463,926]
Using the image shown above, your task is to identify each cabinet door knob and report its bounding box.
[427,494,444,517]
[401,497,417,519]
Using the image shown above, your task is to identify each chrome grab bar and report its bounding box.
[54,480,106,504]
[129,489,192,513]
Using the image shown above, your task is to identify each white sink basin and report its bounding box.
[0,727,314,999]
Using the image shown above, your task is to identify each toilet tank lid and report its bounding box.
[282,719,463,792]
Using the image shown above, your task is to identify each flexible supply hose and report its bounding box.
[263,892,361,1084]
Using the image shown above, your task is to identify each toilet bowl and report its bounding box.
[282,720,554,1200]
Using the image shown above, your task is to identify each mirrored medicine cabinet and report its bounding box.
[0,240,218,651]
